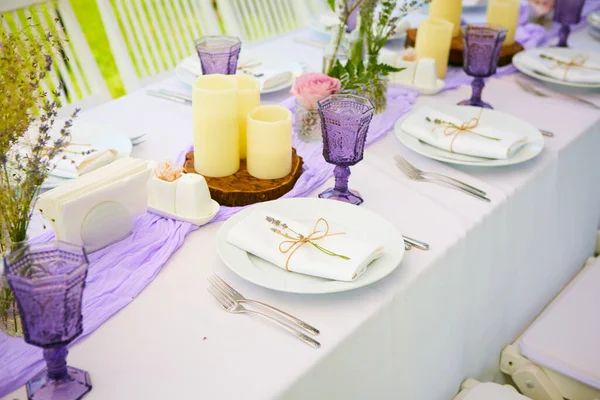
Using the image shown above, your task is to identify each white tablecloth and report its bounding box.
[5,24,600,400]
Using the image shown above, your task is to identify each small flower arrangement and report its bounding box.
[290,73,341,142]
[529,0,554,17]
[154,160,183,182]
[291,73,341,109]
[0,18,76,336]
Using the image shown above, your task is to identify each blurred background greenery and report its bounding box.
[71,0,125,97]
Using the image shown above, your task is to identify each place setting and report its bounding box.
[172,35,304,96]
[4,0,600,398]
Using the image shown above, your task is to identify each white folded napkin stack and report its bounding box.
[519,51,600,83]
[227,211,384,282]
[401,106,528,159]
[37,157,150,252]
[51,145,118,179]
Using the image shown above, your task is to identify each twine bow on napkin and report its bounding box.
[426,108,500,153]
[540,53,600,80]
[266,216,350,271]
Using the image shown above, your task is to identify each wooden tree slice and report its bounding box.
[405,28,524,67]
[183,149,304,207]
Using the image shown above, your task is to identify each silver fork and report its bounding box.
[207,284,321,348]
[395,157,491,202]
[130,134,146,146]
[394,156,487,196]
[209,274,319,336]
[516,78,600,110]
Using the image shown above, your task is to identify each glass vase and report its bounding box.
[0,274,22,337]
[323,25,349,74]
[294,98,322,142]
[0,239,28,337]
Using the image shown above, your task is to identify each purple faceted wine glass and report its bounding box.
[195,35,241,75]
[458,24,507,109]
[317,94,374,205]
[554,0,586,47]
[5,242,91,400]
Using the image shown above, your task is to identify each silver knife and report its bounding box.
[403,235,430,251]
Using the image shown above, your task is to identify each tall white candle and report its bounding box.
[247,106,292,180]
[233,75,260,160]
[192,75,239,177]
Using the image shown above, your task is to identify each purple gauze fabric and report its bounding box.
[0,87,417,397]
[444,1,600,91]
[0,215,199,396]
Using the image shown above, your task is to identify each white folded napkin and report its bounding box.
[51,145,118,179]
[401,106,528,160]
[519,51,600,83]
[227,211,384,282]
[182,56,292,91]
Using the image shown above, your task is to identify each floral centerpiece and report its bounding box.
[0,20,77,336]
[290,73,341,142]
[528,0,555,26]
[325,0,431,113]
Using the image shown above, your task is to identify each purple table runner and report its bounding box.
[0,88,417,396]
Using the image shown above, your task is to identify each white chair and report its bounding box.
[454,379,531,400]
[500,256,600,400]
[95,0,221,92]
[1,0,110,116]
[216,0,306,42]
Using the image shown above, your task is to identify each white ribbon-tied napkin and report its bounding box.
[519,51,600,83]
[227,211,384,282]
[51,145,118,179]
[401,106,528,159]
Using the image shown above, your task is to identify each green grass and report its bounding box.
[70,0,125,98]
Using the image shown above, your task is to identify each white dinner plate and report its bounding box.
[309,13,408,41]
[588,11,600,30]
[41,121,133,190]
[513,48,600,88]
[394,103,545,167]
[175,54,303,94]
[216,198,405,294]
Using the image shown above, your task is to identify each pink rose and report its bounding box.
[529,0,554,17]
[290,73,341,109]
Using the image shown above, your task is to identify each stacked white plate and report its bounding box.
[394,104,545,167]
[589,11,600,41]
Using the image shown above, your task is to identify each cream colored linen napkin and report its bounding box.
[401,106,528,159]
[227,211,384,282]
[519,51,600,83]
[51,145,118,179]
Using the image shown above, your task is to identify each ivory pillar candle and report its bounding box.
[428,0,462,37]
[486,0,520,45]
[233,75,260,159]
[415,18,454,79]
[247,106,292,180]
[192,74,239,177]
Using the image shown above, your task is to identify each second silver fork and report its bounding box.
[209,274,319,336]
[394,156,488,196]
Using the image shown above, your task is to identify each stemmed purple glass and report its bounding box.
[554,0,586,47]
[458,24,507,109]
[4,242,91,400]
[317,94,374,206]
[195,35,241,75]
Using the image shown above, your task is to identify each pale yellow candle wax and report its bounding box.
[415,18,454,79]
[486,0,520,45]
[192,74,239,177]
[247,106,292,180]
[233,75,260,159]
[428,0,462,37]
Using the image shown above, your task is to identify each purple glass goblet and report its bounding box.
[554,0,586,47]
[458,24,507,109]
[317,94,374,205]
[195,35,241,75]
[5,242,91,400]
